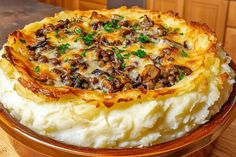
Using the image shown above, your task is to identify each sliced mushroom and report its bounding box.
[100,37,110,46]
[27,40,48,51]
[183,40,192,50]
[122,29,135,37]
[90,11,109,21]
[119,20,129,27]
[162,48,173,56]
[144,81,155,89]
[155,82,164,89]
[142,64,160,82]
[141,15,154,28]
[156,26,167,37]
[122,83,133,91]
[49,58,60,65]
[38,55,48,63]
[92,69,106,76]
[92,21,104,30]
[101,79,113,92]
[35,29,46,37]
[128,70,142,83]
[174,65,192,75]
[55,19,71,30]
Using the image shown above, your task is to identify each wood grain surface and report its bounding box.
[0,0,62,47]
[0,118,236,157]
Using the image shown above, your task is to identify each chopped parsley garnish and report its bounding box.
[119,15,124,19]
[132,23,141,31]
[64,58,68,62]
[91,31,97,36]
[82,34,94,46]
[112,47,123,53]
[179,32,184,35]
[123,53,131,59]
[180,50,188,57]
[121,62,126,69]
[138,33,150,43]
[172,28,180,33]
[75,77,81,84]
[179,71,185,80]
[104,18,121,33]
[156,62,161,68]
[114,15,124,20]
[65,30,71,34]
[74,28,81,35]
[81,51,87,57]
[112,19,120,25]
[104,22,114,32]
[102,89,107,93]
[19,39,26,44]
[114,24,121,29]
[131,49,146,58]
[139,16,144,19]
[71,66,77,70]
[58,43,70,54]
[116,52,123,60]
[55,30,59,38]
[74,37,81,42]
[34,66,40,73]
[140,45,145,49]
[108,76,113,81]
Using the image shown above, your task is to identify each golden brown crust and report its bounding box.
[0,6,219,107]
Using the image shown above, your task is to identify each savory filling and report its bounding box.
[3,12,193,93]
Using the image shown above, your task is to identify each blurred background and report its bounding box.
[38,0,236,62]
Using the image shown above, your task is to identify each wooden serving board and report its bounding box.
[1,118,236,157]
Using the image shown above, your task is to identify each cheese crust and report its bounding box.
[0,7,235,148]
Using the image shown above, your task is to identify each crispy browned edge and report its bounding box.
[1,6,217,107]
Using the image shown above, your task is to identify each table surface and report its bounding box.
[0,0,235,156]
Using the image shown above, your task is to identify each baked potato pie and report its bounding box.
[0,7,235,148]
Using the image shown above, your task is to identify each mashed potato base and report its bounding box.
[0,49,234,148]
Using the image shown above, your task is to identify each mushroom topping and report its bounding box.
[174,65,192,75]
[141,15,154,28]
[49,58,60,65]
[101,79,113,92]
[162,48,173,56]
[122,83,133,91]
[142,64,160,82]
[13,10,195,94]
[92,69,107,76]
[35,29,46,37]
[129,70,142,83]
[122,29,135,37]
[156,26,167,37]
[38,55,48,63]
[27,40,48,51]
[92,21,104,30]
[183,40,192,50]
[144,81,155,89]
[155,82,164,89]
[119,20,129,27]
[55,19,71,30]
[100,37,110,46]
